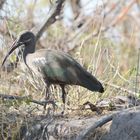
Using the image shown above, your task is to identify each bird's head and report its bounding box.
[1,31,36,67]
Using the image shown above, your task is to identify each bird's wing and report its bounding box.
[28,50,104,92]
[31,50,85,85]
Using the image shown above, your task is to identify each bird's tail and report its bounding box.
[80,72,104,93]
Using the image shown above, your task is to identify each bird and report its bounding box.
[1,31,104,112]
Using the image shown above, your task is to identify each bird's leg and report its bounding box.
[43,84,56,114]
[45,85,50,100]
[60,85,67,114]
[43,84,50,111]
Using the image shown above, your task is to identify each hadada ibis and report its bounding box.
[1,31,104,109]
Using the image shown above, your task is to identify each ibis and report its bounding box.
[1,31,104,110]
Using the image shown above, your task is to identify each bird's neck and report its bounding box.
[23,45,35,65]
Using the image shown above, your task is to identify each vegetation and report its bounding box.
[0,0,139,139]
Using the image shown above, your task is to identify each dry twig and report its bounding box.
[104,82,137,95]
[0,93,56,107]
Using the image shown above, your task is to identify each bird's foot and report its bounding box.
[61,110,64,116]
[60,104,66,116]
[42,99,57,115]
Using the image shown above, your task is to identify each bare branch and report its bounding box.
[36,0,66,41]
[0,0,5,9]
[111,0,136,27]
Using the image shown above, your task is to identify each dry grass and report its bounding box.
[0,0,139,139]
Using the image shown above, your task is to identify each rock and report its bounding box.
[102,110,140,140]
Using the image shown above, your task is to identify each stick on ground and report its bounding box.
[76,114,113,140]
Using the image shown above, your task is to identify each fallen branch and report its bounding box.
[76,105,140,140]
[76,114,113,140]
[2,93,140,140]
[0,93,56,107]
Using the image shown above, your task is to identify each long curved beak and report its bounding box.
[1,39,23,67]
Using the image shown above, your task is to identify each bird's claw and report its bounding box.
[42,100,57,113]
